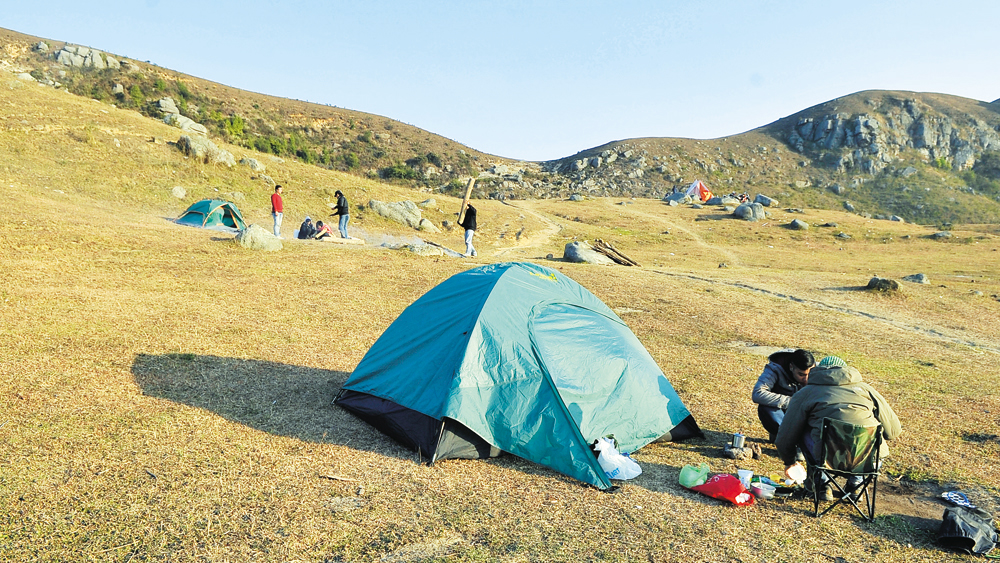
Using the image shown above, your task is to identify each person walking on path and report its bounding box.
[333,190,350,238]
[271,185,284,238]
[459,203,477,257]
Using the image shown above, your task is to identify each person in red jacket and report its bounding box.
[271,185,284,238]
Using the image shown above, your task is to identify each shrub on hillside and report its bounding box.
[381,163,419,180]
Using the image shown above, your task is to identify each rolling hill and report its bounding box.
[4,26,1000,225]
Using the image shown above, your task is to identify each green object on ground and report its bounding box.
[679,463,710,488]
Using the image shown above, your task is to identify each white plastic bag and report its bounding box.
[593,437,642,480]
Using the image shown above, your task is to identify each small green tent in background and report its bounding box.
[335,262,701,490]
[176,199,247,231]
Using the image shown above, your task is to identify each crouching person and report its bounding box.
[775,356,902,500]
[751,348,815,443]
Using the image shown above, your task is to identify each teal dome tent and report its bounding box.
[175,199,247,231]
[335,262,701,490]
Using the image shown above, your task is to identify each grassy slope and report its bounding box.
[2,74,1000,561]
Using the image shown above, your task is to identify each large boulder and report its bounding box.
[754,194,778,207]
[156,97,180,115]
[235,224,282,251]
[165,113,209,136]
[563,241,615,265]
[239,157,265,172]
[176,135,235,166]
[368,200,423,229]
[417,218,440,233]
[866,276,899,292]
[663,192,691,204]
[789,219,809,230]
[733,202,766,221]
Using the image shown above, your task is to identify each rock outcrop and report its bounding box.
[176,135,235,166]
[235,224,282,251]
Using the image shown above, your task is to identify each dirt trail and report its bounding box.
[482,201,1000,354]
[653,270,1000,355]
[491,200,563,257]
[607,201,742,266]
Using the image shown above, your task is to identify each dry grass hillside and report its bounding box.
[2,69,1000,562]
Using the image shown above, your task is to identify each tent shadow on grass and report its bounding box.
[130,353,413,460]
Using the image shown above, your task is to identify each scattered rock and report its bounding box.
[820,222,838,228]
[569,194,583,201]
[836,232,852,239]
[235,224,282,251]
[723,444,757,460]
[718,263,728,268]
[563,241,615,265]
[733,202,766,221]
[663,192,692,204]
[165,113,208,135]
[176,135,235,166]
[546,253,554,259]
[843,201,856,212]
[691,203,703,209]
[417,218,440,233]
[368,200,424,229]
[828,184,845,195]
[890,215,905,222]
[754,194,778,207]
[155,97,179,115]
[417,198,436,208]
[867,276,900,292]
[902,273,930,284]
[239,157,265,172]
[931,231,953,240]
[789,219,809,230]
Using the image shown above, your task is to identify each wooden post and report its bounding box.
[457,177,476,224]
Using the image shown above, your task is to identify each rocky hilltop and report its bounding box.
[3,27,1000,224]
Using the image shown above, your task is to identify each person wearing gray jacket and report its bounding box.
[751,349,815,442]
[775,355,902,498]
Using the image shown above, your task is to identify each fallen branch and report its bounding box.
[320,474,359,482]
[593,239,641,267]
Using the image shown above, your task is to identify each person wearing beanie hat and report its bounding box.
[297,216,316,239]
[775,355,902,501]
[817,355,847,369]
[751,348,816,443]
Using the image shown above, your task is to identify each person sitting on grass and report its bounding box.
[314,220,334,240]
[775,355,902,500]
[751,348,815,443]
[297,216,316,239]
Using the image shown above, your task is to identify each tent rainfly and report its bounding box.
[335,262,701,490]
[175,199,247,231]
[684,180,713,202]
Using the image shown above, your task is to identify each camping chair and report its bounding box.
[813,417,883,521]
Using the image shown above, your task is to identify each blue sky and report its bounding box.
[6,1,1000,161]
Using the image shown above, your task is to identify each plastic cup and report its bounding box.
[737,469,753,489]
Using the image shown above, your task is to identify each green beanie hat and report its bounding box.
[817,356,847,368]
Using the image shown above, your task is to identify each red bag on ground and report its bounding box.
[690,474,756,506]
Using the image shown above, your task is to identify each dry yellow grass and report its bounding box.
[2,73,999,562]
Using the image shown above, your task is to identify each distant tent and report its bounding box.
[684,180,713,202]
[335,262,701,490]
[176,199,247,231]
